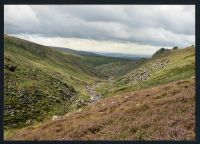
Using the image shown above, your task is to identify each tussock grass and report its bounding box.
[6,79,195,140]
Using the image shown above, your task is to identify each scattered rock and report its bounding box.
[5,56,11,61]
[65,113,71,117]
[152,48,165,57]
[145,93,150,97]
[26,119,32,125]
[52,115,62,121]
[125,96,129,99]
[76,99,87,108]
[102,103,105,106]
[8,65,17,72]
[136,103,140,107]
[78,108,82,112]
[125,57,169,85]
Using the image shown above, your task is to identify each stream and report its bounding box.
[85,83,102,102]
[85,76,114,103]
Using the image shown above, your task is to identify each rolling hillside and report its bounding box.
[95,46,195,98]
[50,46,100,57]
[94,52,150,60]
[4,35,130,129]
[50,46,132,67]
[4,35,195,140]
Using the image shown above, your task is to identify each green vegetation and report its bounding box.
[97,46,195,97]
[95,61,139,78]
[4,35,130,129]
[4,34,195,140]
[6,78,195,140]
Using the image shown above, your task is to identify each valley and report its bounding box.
[4,34,195,140]
[5,78,195,140]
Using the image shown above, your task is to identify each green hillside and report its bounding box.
[4,35,130,129]
[95,60,145,78]
[4,35,195,140]
[4,35,84,129]
[95,46,195,97]
[51,46,131,67]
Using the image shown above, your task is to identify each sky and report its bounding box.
[4,5,195,55]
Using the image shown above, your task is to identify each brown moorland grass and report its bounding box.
[6,78,195,140]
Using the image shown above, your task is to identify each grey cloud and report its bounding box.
[4,5,195,47]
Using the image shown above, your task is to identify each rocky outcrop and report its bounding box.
[124,57,169,85]
[152,48,170,57]
[172,46,178,50]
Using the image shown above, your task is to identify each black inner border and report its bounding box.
[1,0,199,144]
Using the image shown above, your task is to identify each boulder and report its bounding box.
[52,115,62,121]
[25,119,32,125]
[78,108,82,112]
[145,93,150,97]
[65,113,71,117]
[172,46,178,50]
[8,65,17,72]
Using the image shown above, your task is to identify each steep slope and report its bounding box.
[4,35,90,129]
[6,78,195,140]
[4,35,130,129]
[4,35,98,78]
[96,46,195,97]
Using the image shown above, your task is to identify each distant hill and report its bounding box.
[49,46,131,67]
[50,47,147,60]
[94,52,150,60]
[50,46,101,57]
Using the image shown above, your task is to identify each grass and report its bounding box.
[4,35,195,140]
[95,60,138,78]
[101,46,195,97]
[4,35,101,129]
[5,78,195,140]
[4,35,134,129]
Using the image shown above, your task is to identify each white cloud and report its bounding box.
[4,5,195,54]
[4,5,39,28]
